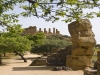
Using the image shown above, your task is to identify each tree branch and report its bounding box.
[27,0,100,5]
[92,0,100,9]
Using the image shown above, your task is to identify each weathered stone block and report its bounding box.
[29,59,47,66]
[67,19,96,70]
[66,55,92,70]
[84,69,97,75]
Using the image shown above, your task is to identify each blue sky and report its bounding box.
[0,2,100,44]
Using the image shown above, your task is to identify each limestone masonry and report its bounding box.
[22,26,61,35]
[66,19,96,70]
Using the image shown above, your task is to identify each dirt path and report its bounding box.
[0,53,84,75]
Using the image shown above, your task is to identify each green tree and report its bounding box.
[0,35,33,64]
[26,32,46,45]
[0,0,99,65]
[31,35,71,54]
[0,0,100,28]
[0,24,33,64]
[0,0,24,27]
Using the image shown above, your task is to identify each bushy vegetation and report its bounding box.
[26,32,45,45]
[0,36,33,54]
[30,35,71,54]
[0,25,33,54]
[0,0,100,28]
[0,25,33,64]
[0,0,100,65]
[92,47,100,62]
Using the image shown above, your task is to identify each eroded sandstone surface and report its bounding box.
[66,19,96,70]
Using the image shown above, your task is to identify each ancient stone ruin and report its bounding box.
[29,46,72,66]
[66,19,96,70]
[22,26,61,35]
[47,45,72,66]
[29,19,96,71]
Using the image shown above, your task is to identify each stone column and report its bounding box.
[49,28,50,33]
[58,31,60,34]
[48,28,52,34]
[44,28,47,34]
[53,28,55,34]
[97,51,100,75]
[39,28,42,32]
[56,29,58,34]
[55,29,60,35]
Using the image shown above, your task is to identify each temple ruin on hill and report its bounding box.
[22,26,61,35]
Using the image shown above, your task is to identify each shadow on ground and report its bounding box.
[12,66,55,71]
[15,57,45,60]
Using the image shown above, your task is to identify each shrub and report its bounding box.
[31,35,71,54]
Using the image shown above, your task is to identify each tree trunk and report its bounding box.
[0,54,2,65]
[14,51,27,62]
[3,53,6,57]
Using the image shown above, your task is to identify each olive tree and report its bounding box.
[31,35,71,54]
[0,24,33,64]
[0,34,33,64]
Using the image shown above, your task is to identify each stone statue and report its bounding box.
[66,19,96,70]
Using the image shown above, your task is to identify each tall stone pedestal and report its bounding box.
[67,19,96,70]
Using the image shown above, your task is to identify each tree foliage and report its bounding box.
[0,0,25,27]
[0,20,33,64]
[0,0,99,55]
[26,32,46,45]
[0,0,100,27]
[21,0,100,22]
[31,35,71,54]
[0,34,33,54]
[0,24,33,54]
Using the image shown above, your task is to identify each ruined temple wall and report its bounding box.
[22,26,37,35]
[22,26,61,35]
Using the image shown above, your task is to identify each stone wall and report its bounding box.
[22,26,61,35]
[23,26,37,35]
